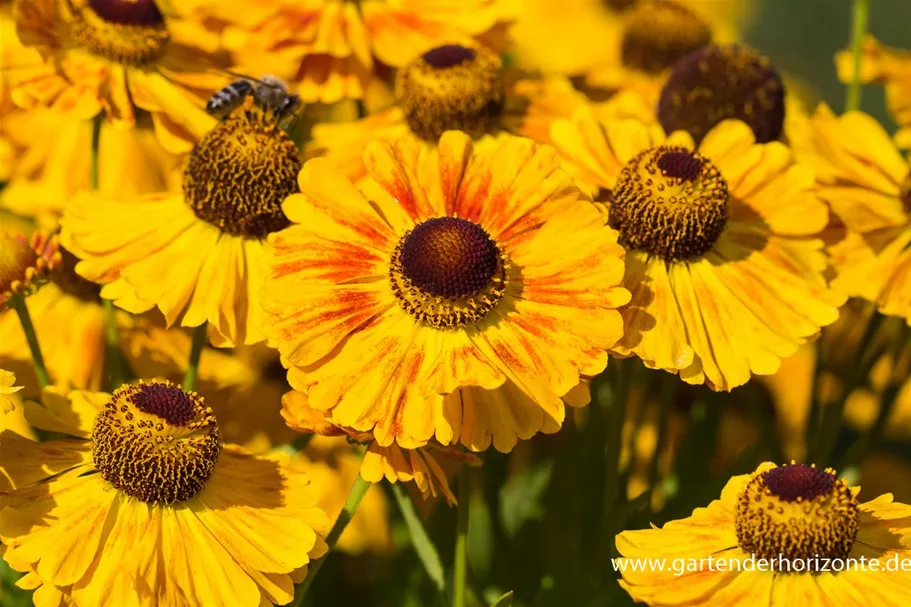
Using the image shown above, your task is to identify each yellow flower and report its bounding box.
[0,369,21,414]
[616,462,911,606]
[793,105,911,325]
[0,380,330,606]
[264,131,629,452]
[291,436,393,555]
[0,225,60,312]
[551,107,842,390]
[510,0,751,99]
[306,41,588,181]
[181,0,517,104]
[282,390,480,506]
[836,35,911,148]
[61,90,301,347]
[7,0,224,153]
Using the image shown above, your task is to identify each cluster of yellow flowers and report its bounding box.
[2,0,911,606]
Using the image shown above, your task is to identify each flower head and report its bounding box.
[658,44,786,144]
[793,105,911,324]
[264,131,629,452]
[0,380,330,606]
[616,462,911,605]
[551,107,842,390]
[8,0,222,152]
[0,227,60,311]
[61,89,301,346]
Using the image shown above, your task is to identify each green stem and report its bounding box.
[183,323,207,392]
[452,470,471,607]
[844,0,871,112]
[811,311,883,465]
[90,113,102,190]
[293,473,371,604]
[11,297,50,388]
[837,324,911,468]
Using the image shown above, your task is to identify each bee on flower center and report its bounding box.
[184,74,302,239]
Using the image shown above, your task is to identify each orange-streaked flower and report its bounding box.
[264,131,629,452]
[7,0,225,153]
[180,0,517,104]
[282,390,480,506]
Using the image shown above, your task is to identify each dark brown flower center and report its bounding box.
[183,114,300,238]
[88,0,165,26]
[401,217,500,298]
[390,217,508,329]
[658,44,786,144]
[0,234,39,295]
[620,0,711,74]
[603,0,639,11]
[610,146,728,261]
[396,44,505,142]
[764,463,836,501]
[70,0,170,67]
[92,381,221,504]
[422,45,476,68]
[735,464,859,565]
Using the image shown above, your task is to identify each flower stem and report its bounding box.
[183,323,207,392]
[293,473,371,604]
[811,310,883,465]
[844,0,871,112]
[90,113,102,190]
[10,296,50,388]
[452,470,471,607]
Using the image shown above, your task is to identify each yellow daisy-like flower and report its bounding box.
[7,0,224,153]
[550,106,842,390]
[180,0,516,104]
[836,35,911,148]
[61,88,300,347]
[306,41,588,181]
[0,226,60,312]
[793,105,911,325]
[0,369,22,414]
[0,380,330,606]
[282,390,478,506]
[264,130,629,452]
[616,462,911,606]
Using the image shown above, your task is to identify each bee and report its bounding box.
[206,75,301,126]
[205,78,254,120]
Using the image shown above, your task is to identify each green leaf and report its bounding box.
[499,459,554,537]
[391,483,447,593]
[489,591,514,607]
[468,489,494,581]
